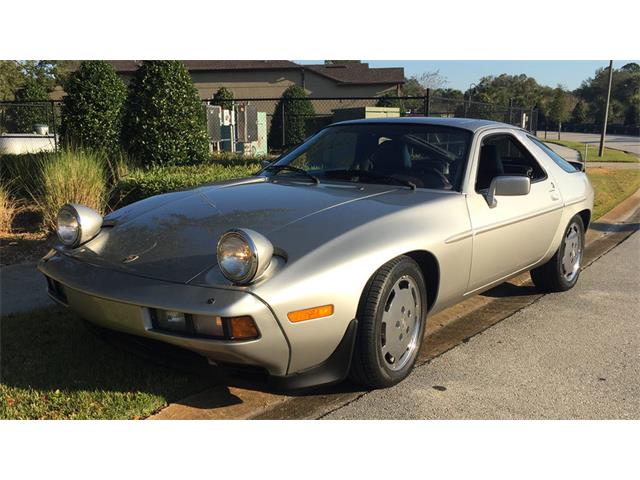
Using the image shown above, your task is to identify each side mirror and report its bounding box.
[485,175,531,208]
[261,159,272,168]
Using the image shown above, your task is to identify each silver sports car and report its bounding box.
[39,118,593,389]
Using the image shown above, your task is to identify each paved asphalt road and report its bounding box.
[326,232,640,419]
[545,142,639,170]
[538,132,640,155]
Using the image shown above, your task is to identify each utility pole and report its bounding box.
[598,60,614,157]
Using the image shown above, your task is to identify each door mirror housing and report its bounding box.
[485,175,531,208]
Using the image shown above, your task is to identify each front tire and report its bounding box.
[349,256,427,389]
[530,214,585,292]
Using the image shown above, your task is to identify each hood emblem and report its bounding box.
[122,254,140,264]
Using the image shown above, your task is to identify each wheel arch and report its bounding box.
[405,250,440,312]
[577,208,591,230]
[355,250,441,322]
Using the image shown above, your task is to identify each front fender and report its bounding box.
[253,190,472,373]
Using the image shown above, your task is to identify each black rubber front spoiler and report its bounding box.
[85,317,358,392]
[267,319,358,391]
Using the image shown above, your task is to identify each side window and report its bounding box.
[476,134,546,192]
[527,135,579,173]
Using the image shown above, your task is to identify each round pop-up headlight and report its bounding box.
[56,203,103,248]
[217,228,274,284]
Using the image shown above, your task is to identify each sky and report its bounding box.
[296,60,639,91]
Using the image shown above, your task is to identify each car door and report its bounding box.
[465,130,563,293]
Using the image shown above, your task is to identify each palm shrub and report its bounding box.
[268,85,315,149]
[122,61,210,166]
[211,87,234,110]
[60,61,127,153]
[6,79,50,133]
[29,148,108,230]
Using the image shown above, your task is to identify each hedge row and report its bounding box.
[112,161,262,205]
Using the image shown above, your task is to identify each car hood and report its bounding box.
[74,177,398,283]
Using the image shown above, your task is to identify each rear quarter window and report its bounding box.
[527,136,579,173]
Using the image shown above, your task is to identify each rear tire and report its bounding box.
[349,256,427,389]
[530,215,585,292]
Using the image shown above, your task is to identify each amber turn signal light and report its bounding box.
[228,316,259,340]
[287,305,334,323]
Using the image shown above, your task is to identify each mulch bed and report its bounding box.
[0,208,54,266]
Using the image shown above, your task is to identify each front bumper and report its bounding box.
[38,250,357,389]
[38,251,290,376]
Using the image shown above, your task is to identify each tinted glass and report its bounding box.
[476,134,547,191]
[528,135,579,173]
[268,124,472,191]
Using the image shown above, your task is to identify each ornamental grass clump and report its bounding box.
[30,148,108,230]
[0,182,18,233]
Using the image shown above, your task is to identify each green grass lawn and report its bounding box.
[587,167,640,220]
[545,139,639,163]
[0,306,217,419]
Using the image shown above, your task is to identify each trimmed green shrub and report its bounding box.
[28,148,108,230]
[268,85,315,149]
[60,61,127,153]
[122,61,210,166]
[211,87,234,110]
[6,79,50,133]
[114,161,261,206]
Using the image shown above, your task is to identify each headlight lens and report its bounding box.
[56,203,103,248]
[217,231,256,283]
[57,206,80,246]
[217,228,274,284]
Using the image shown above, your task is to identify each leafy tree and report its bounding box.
[122,61,210,166]
[575,62,640,125]
[6,78,50,133]
[434,88,464,100]
[465,73,552,110]
[211,87,234,110]
[570,100,587,124]
[0,61,24,100]
[268,85,315,149]
[61,61,127,153]
[624,94,639,126]
[549,86,570,139]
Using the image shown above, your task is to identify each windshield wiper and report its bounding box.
[325,169,416,190]
[264,165,320,184]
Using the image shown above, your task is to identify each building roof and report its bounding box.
[303,63,404,85]
[104,61,403,85]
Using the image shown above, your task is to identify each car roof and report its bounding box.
[331,116,521,133]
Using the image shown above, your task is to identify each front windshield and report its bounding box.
[264,123,472,191]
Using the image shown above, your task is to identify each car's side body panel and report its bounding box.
[252,190,473,373]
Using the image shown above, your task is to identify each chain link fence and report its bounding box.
[1,93,538,156]
[0,100,60,154]
[203,93,539,154]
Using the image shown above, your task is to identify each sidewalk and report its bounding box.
[0,262,51,316]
